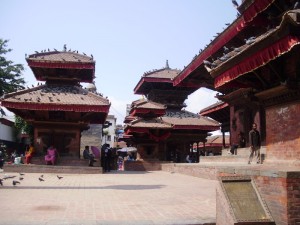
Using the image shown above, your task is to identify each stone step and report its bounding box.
[3,163,103,174]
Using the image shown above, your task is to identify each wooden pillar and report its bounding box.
[196,142,199,163]
[222,131,226,149]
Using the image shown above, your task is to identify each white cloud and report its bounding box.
[185,88,223,136]
[185,88,219,114]
[107,95,130,125]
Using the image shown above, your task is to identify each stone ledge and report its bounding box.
[3,164,103,174]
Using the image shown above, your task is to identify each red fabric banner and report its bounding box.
[28,61,95,70]
[131,108,166,116]
[1,101,110,113]
[243,0,275,23]
[214,35,300,88]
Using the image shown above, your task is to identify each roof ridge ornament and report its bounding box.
[165,60,170,69]
[63,44,67,52]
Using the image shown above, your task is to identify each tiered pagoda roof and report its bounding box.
[134,61,198,108]
[125,100,220,141]
[1,84,110,123]
[26,48,95,83]
[129,99,166,118]
[1,47,110,125]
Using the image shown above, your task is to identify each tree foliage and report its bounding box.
[0,39,25,115]
[14,115,34,143]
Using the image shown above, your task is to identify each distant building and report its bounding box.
[101,115,116,147]
[0,117,16,154]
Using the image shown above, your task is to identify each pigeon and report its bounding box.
[19,177,24,181]
[57,175,63,180]
[245,36,256,44]
[40,175,44,178]
[294,1,300,9]
[0,179,3,186]
[39,177,44,182]
[232,0,239,8]
[3,175,16,180]
[13,180,20,186]
[223,46,230,53]
[19,173,25,176]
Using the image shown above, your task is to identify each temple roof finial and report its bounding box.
[165,60,170,69]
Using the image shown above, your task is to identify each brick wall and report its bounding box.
[265,102,300,163]
[254,174,300,225]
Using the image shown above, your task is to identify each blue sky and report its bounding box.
[1,0,238,124]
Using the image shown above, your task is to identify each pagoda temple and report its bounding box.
[124,61,220,162]
[1,47,110,157]
[172,0,300,224]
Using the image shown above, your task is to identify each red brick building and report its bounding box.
[172,0,300,224]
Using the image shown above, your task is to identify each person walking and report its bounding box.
[248,123,261,164]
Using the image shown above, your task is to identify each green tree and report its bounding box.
[0,39,25,115]
[14,115,34,143]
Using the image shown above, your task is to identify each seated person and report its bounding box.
[83,146,95,167]
[126,153,134,161]
[45,145,58,165]
[186,154,192,163]
[25,144,35,164]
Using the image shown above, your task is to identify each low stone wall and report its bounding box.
[161,163,219,180]
[123,160,162,171]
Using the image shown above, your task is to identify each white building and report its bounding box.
[101,115,117,147]
[0,117,15,143]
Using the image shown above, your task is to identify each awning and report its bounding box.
[214,35,300,88]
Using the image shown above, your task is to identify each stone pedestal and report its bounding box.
[216,176,275,225]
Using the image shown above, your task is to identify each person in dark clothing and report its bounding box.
[239,132,246,148]
[83,146,95,167]
[248,123,261,164]
[0,149,4,169]
[103,144,111,172]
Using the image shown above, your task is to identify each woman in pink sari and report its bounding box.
[45,145,58,165]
